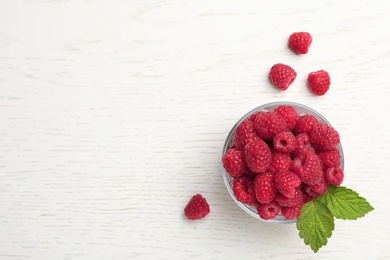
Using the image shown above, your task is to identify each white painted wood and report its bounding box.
[1,0,389,259]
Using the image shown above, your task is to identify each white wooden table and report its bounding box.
[1,1,389,259]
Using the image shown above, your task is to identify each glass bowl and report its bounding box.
[222,101,344,224]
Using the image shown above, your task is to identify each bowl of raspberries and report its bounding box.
[221,101,344,223]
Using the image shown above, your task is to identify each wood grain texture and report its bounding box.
[1,0,390,259]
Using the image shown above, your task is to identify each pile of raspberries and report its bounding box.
[270,32,331,95]
[184,32,335,221]
[221,105,343,220]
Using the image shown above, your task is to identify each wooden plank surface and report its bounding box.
[1,0,389,259]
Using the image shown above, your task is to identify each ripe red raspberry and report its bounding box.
[243,140,272,173]
[317,149,341,168]
[311,178,328,195]
[281,202,303,220]
[307,70,331,96]
[233,120,260,151]
[290,152,305,178]
[274,171,301,198]
[303,184,319,198]
[233,175,256,204]
[294,114,319,135]
[268,63,297,91]
[288,32,312,54]
[305,178,328,196]
[275,105,298,130]
[310,123,340,151]
[254,172,277,203]
[249,110,266,122]
[274,188,303,207]
[273,131,297,153]
[253,111,287,140]
[268,151,291,174]
[290,133,314,158]
[291,151,323,185]
[256,201,281,220]
[184,194,210,220]
[325,167,344,186]
[222,148,246,178]
[301,151,323,185]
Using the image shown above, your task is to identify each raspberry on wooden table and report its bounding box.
[307,70,331,96]
[184,194,210,220]
[268,63,297,91]
[288,32,312,54]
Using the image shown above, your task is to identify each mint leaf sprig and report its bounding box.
[296,185,374,253]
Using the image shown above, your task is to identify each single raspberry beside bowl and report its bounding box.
[269,63,297,91]
[288,32,312,54]
[184,194,210,220]
[307,70,331,96]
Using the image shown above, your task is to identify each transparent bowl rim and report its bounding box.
[222,101,344,224]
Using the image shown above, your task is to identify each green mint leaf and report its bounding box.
[317,185,374,220]
[296,200,334,253]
